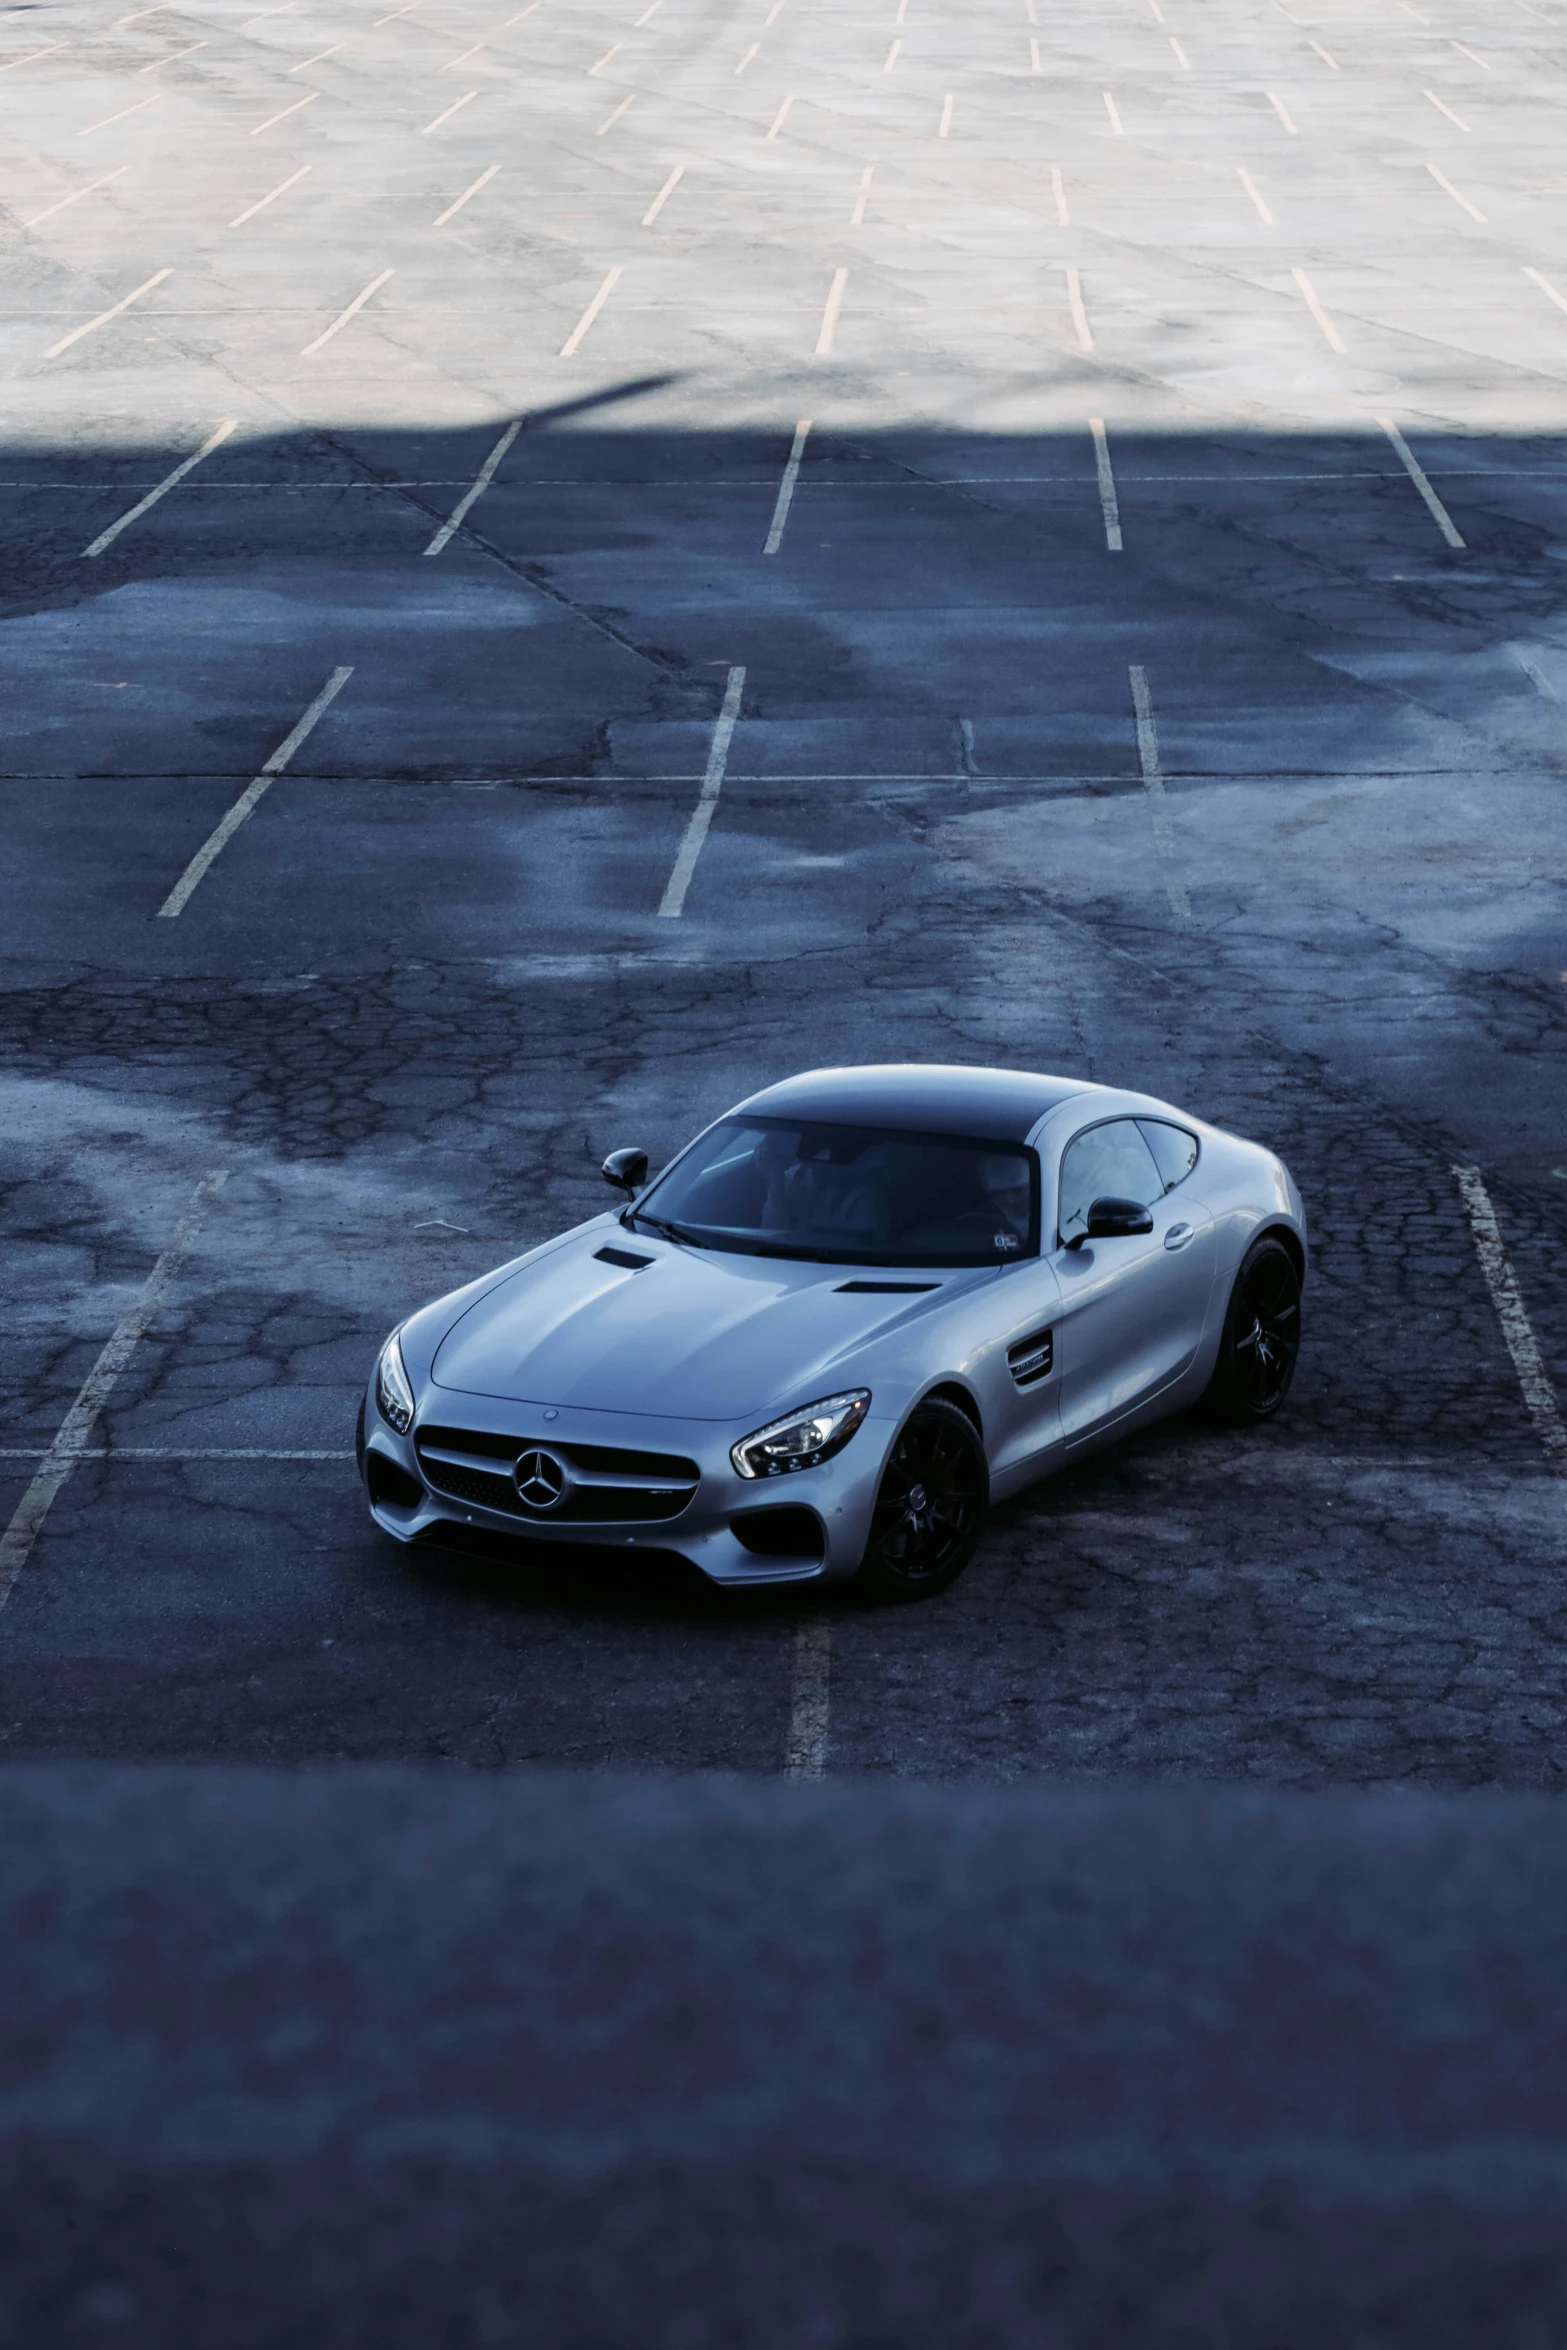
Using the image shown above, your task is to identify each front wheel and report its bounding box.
[1204,1234,1302,1425]
[855,1399,988,1603]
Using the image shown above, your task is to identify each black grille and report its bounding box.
[594,1246,653,1271]
[731,1505,825,1561]
[835,1280,939,1295]
[415,1426,699,1524]
[1007,1326,1054,1388]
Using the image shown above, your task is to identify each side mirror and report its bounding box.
[1080,1195,1154,1244]
[601,1147,649,1195]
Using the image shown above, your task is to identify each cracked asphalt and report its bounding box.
[4,0,1567,2334]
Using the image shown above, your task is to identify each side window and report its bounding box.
[1137,1119,1199,1195]
[1056,1120,1164,1244]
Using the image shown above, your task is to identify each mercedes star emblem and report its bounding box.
[513,1447,568,1511]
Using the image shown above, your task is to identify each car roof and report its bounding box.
[731,1064,1094,1143]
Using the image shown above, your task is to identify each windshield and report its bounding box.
[635,1118,1039,1267]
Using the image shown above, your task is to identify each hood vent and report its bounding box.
[594,1245,653,1271]
[835,1280,939,1295]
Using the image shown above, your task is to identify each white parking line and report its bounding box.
[763,418,810,554]
[1518,651,1557,701]
[783,1619,831,1779]
[421,89,477,131]
[300,267,393,354]
[851,164,873,224]
[1426,161,1484,220]
[1376,414,1465,548]
[251,91,318,132]
[1089,415,1121,550]
[658,666,746,918]
[634,0,663,22]
[589,41,620,71]
[23,166,127,228]
[596,92,635,132]
[1423,88,1469,129]
[442,41,485,69]
[884,37,901,70]
[1522,264,1567,319]
[766,93,794,138]
[43,267,171,360]
[1103,89,1123,133]
[735,40,759,71]
[765,0,786,20]
[229,163,311,226]
[157,668,354,918]
[938,93,953,136]
[289,41,344,70]
[424,415,520,553]
[1309,38,1338,68]
[115,5,167,20]
[1238,166,1273,222]
[642,162,684,223]
[0,1172,229,1613]
[0,40,69,71]
[1266,90,1297,131]
[138,39,207,71]
[1291,264,1345,352]
[1051,165,1068,225]
[78,91,162,134]
[814,266,847,357]
[84,417,237,557]
[1450,40,1490,68]
[374,2,415,19]
[1170,37,1190,67]
[1066,264,1092,351]
[559,266,621,356]
[432,162,498,224]
[1128,665,1192,926]
[1453,1167,1567,1473]
[1030,37,1041,70]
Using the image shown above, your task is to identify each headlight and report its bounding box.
[731,1390,870,1480]
[375,1329,415,1435]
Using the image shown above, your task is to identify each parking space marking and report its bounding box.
[784,1619,831,1779]
[1090,415,1121,550]
[78,92,161,134]
[0,1172,229,1615]
[1103,90,1123,133]
[44,268,171,360]
[735,41,759,72]
[1291,264,1345,352]
[1128,665,1193,926]
[596,92,635,132]
[300,267,393,354]
[1266,90,1297,132]
[230,164,311,226]
[433,162,498,225]
[1450,40,1490,68]
[1423,89,1470,130]
[138,39,207,71]
[1031,39,1041,72]
[658,666,746,918]
[251,92,318,132]
[1238,166,1273,222]
[23,166,127,228]
[766,94,794,138]
[634,0,662,23]
[157,667,354,918]
[421,89,477,131]
[1426,162,1484,220]
[289,41,344,72]
[1066,264,1092,351]
[441,42,485,69]
[589,42,621,73]
[1523,265,1567,319]
[851,165,873,224]
[84,417,237,557]
[1,40,69,71]
[1453,1167,1567,1472]
[939,93,954,137]
[763,418,811,554]
[424,416,521,553]
[642,162,683,222]
[1376,415,1465,548]
[1170,37,1190,68]
[1051,166,1068,226]
[560,267,621,356]
[884,38,901,71]
[1309,38,1338,69]
[814,265,848,357]
[1518,652,1557,700]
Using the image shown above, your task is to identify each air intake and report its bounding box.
[835,1280,939,1294]
[594,1246,653,1270]
[1007,1326,1054,1388]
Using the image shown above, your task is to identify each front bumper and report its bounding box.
[359,1380,892,1586]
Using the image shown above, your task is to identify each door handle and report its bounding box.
[1163,1222,1195,1251]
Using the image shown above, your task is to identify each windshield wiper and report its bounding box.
[628,1210,706,1247]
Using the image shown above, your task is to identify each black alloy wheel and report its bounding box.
[857,1397,988,1602]
[1205,1234,1302,1425]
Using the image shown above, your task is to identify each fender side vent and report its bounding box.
[835,1280,939,1294]
[595,1246,654,1270]
[1007,1327,1054,1387]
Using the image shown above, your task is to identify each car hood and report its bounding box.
[430,1228,958,1420]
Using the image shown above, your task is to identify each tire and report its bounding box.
[1204,1235,1302,1426]
[855,1398,988,1602]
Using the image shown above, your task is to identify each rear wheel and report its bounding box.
[856,1399,988,1602]
[1205,1235,1302,1425]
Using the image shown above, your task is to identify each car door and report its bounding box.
[1048,1115,1217,1444]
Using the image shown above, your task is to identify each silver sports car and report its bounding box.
[359,1065,1306,1600]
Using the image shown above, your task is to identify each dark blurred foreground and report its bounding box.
[3,1765,1566,2347]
